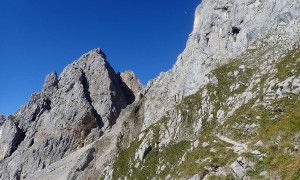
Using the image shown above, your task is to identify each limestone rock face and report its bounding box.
[192,0,300,57]
[42,71,58,93]
[1,0,300,179]
[141,0,300,129]
[100,0,300,179]
[0,120,21,161]
[119,70,144,100]
[0,48,133,179]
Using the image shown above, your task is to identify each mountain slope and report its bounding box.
[104,0,300,179]
[0,49,139,179]
[1,0,300,179]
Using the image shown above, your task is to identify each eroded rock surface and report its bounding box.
[0,120,22,161]
[142,0,300,130]
[119,70,144,101]
[0,48,134,179]
[1,0,300,179]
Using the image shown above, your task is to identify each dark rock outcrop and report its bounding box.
[0,114,5,126]
[119,70,144,103]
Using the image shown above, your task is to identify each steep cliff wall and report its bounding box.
[109,0,300,179]
[1,0,300,179]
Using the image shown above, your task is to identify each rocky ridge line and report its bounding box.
[1,0,300,179]
[0,48,142,179]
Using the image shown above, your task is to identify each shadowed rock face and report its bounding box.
[0,114,5,126]
[119,70,144,102]
[0,48,134,179]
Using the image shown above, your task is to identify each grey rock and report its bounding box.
[141,0,300,130]
[251,150,261,156]
[259,171,269,179]
[0,48,134,179]
[1,0,300,179]
[119,70,144,101]
[73,0,300,178]
[42,71,58,93]
[67,147,96,180]
[0,120,21,161]
[29,107,129,180]
[0,114,5,126]
[255,140,265,147]
[202,142,209,148]
[230,157,248,178]
[187,173,207,180]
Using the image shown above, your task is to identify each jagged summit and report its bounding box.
[42,71,58,93]
[0,48,139,179]
[42,48,107,93]
[119,70,144,101]
[85,48,106,58]
[1,0,300,179]
[77,48,107,63]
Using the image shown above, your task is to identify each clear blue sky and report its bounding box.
[0,0,200,116]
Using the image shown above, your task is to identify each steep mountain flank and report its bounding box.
[119,70,144,101]
[0,49,137,179]
[1,0,300,179]
[105,0,300,179]
[142,0,300,130]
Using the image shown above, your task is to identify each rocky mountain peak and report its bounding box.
[42,71,58,93]
[1,0,300,179]
[119,70,144,100]
[0,48,137,179]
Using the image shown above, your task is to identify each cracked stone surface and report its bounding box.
[0,48,133,179]
[141,0,300,130]
[1,0,300,179]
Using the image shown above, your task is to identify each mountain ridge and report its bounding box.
[1,0,300,179]
[0,48,141,179]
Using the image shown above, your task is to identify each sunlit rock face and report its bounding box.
[108,1,300,179]
[0,48,133,179]
[1,0,300,179]
[141,0,300,130]
[119,70,144,102]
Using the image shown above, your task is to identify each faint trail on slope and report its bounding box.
[216,134,248,154]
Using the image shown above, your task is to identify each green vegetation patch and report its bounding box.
[112,140,141,179]
[176,91,202,127]
[276,45,300,81]
[172,134,237,178]
[220,91,300,179]
[111,45,300,179]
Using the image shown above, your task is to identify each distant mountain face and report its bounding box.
[1,0,300,179]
